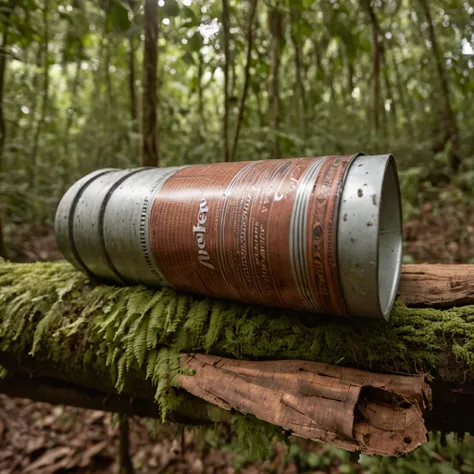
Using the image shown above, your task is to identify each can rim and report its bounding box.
[337,154,403,320]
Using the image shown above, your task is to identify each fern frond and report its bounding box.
[146,349,158,380]
[204,302,228,351]
[133,314,149,368]
[115,353,127,393]
[31,301,62,355]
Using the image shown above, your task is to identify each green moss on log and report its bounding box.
[1,260,474,418]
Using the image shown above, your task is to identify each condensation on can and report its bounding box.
[55,154,403,320]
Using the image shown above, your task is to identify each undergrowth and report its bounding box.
[1,260,474,456]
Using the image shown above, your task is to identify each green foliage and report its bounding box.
[359,433,474,473]
[2,260,474,426]
[1,0,473,229]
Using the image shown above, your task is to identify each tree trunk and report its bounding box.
[0,0,18,168]
[197,51,204,128]
[128,37,139,161]
[290,6,307,144]
[222,0,230,162]
[390,47,413,138]
[0,0,18,260]
[268,5,284,159]
[347,58,354,97]
[231,0,258,162]
[30,0,50,189]
[119,415,135,474]
[142,0,159,167]
[418,0,461,171]
[362,0,381,136]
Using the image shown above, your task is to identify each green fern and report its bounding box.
[115,353,127,393]
[31,300,63,355]
[146,295,171,349]
[204,302,228,351]
[0,364,7,379]
[146,349,158,380]
[133,313,149,368]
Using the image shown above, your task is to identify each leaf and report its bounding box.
[180,6,199,26]
[187,32,202,52]
[107,0,131,33]
[181,51,195,65]
[162,0,179,17]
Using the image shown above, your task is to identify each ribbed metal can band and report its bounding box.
[55,154,403,319]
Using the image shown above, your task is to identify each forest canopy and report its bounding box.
[0,0,473,230]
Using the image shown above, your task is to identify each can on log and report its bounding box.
[55,154,403,320]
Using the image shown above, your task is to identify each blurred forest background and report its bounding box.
[1,0,474,472]
[0,0,473,264]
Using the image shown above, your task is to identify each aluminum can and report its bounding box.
[55,154,402,319]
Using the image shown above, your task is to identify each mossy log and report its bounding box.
[1,261,474,456]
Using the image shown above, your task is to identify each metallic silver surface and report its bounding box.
[103,167,182,286]
[72,169,146,283]
[289,156,328,313]
[56,155,403,319]
[337,154,403,320]
[54,168,116,275]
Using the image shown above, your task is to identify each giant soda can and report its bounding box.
[55,154,402,319]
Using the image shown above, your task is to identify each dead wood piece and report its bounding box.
[400,264,474,307]
[177,354,429,456]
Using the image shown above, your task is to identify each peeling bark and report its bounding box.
[178,355,429,456]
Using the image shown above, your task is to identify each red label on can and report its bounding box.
[149,156,354,315]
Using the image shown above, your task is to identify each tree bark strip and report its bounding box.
[231,0,258,162]
[178,354,429,456]
[398,264,474,307]
[142,0,159,167]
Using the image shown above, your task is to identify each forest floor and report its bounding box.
[2,197,474,474]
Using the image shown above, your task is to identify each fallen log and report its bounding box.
[0,261,473,456]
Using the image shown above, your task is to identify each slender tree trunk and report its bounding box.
[222,0,230,162]
[197,51,205,129]
[30,0,50,189]
[61,57,82,188]
[0,0,18,172]
[390,48,413,139]
[362,0,381,135]
[253,81,265,129]
[268,5,284,159]
[142,0,159,167]
[347,57,354,97]
[418,0,460,171]
[290,7,307,144]
[128,37,140,161]
[129,38,138,133]
[105,39,113,106]
[119,415,135,474]
[231,0,258,161]
[381,44,397,145]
